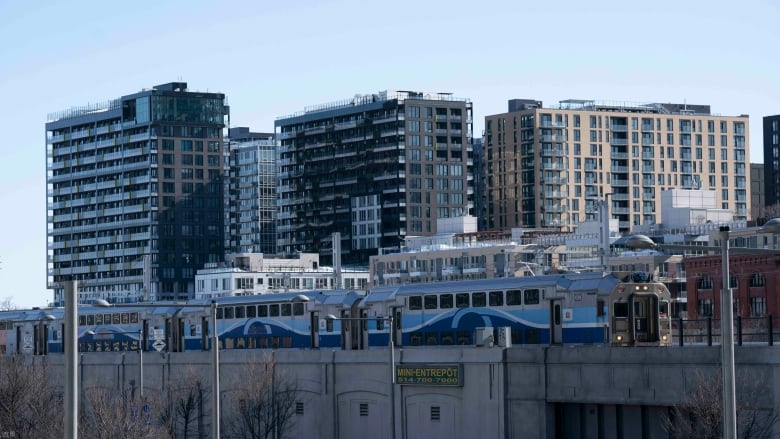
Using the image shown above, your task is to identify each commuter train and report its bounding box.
[0,272,672,356]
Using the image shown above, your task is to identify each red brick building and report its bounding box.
[685,253,780,319]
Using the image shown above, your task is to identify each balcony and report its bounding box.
[611,179,629,186]
[610,124,628,132]
[610,138,628,146]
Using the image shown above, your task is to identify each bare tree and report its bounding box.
[0,356,62,437]
[80,386,171,439]
[162,369,209,439]
[0,296,17,311]
[223,355,300,439]
[664,370,780,438]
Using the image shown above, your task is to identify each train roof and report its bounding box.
[363,273,620,305]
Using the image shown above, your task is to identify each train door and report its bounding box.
[631,294,659,343]
[310,310,320,349]
[550,299,563,345]
[359,309,369,350]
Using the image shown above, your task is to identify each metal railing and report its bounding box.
[671,315,777,346]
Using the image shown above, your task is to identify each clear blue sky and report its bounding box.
[1,0,778,308]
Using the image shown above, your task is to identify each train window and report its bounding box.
[424,295,438,310]
[271,337,280,348]
[506,290,522,306]
[270,304,280,317]
[326,318,333,332]
[526,329,541,344]
[130,313,138,324]
[472,292,486,307]
[511,328,522,344]
[409,296,423,310]
[104,314,111,324]
[489,291,503,306]
[614,302,629,318]
[425,332,438,345]
[440,294,453,308]
[410,332,423,346]
[259,305,268,317]
[457,331,470,345]
[634,302,644,317]
[236,307,245,319]
[79,316,86,326]
[224,307,234,319]
[659,302,669,318]
[248,338,256,349]
[225,338,234,349]
[441,332,454,345]
[216,308,224,319]
[113,314,121,324]
[281,304,292,316]
[524,289,540,305]
[597,300,605,317]
[456,293,470,308]
[95,314,103,325]
[282,336,293,348]
[377,319,384,331]
[259,337,268,348]
[121,313,129,324]
[247,306,256,318]
[293,303,304,316]
[87,315,94,326]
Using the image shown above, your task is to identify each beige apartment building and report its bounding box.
[484,99,749,234]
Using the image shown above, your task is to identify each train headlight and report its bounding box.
[662,334,668,342]
[616,335,623,342]
[643,285,649,291]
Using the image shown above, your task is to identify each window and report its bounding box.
[269,304,280,317]
[409,296,422,310]
[698,276,713,289]
[258,305,268,317]
[750,297,766,316]
[524,289,540,305]
[489,291,503,306]
[750,273,765,287]
[506,290,522,305]
[424,295,437,310]
[455,293,469,308]
[439,294,453,308]
[472,292,486,307]
[698,299,713,317]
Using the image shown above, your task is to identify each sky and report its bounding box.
[1,0,778,308]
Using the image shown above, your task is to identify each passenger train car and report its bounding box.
[0,272,671,355]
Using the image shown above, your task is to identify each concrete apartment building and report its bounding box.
[751,162,766,219]
[226,127,277,255]
[484,99,750,234]
[275,91,474,266]
[46,82,228,304]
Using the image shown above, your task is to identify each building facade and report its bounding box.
[194,253,369,299]
[46,82,228,304]
[226,127,277,254]
[750,162,766,220]
[764,115,780,207]
[275,91,473,265]
[485,99,750,233]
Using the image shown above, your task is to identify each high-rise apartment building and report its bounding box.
[763,115,780,207]
[226,127,277,254]
[750,162,766,220]
[485,99,749,233]
[275,91,473,265]
[46,82,228,304]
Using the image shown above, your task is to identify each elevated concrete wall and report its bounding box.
[41,345,780,438]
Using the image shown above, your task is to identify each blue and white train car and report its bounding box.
[364,272,618,346]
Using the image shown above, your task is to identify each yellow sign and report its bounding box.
[395,364,462,386]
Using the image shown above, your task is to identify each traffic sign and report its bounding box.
[151,329,164,341]
[22,335,33,353]
[152,339,166,352]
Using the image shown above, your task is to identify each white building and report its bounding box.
[194,253,369,299]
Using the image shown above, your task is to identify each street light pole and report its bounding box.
[720,226,737,439]
[64,280,78,439]
[211,300,220,439]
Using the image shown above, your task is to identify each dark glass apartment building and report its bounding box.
[764,115,780,207]
[46,82,228,304]
[275,91,473,265]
